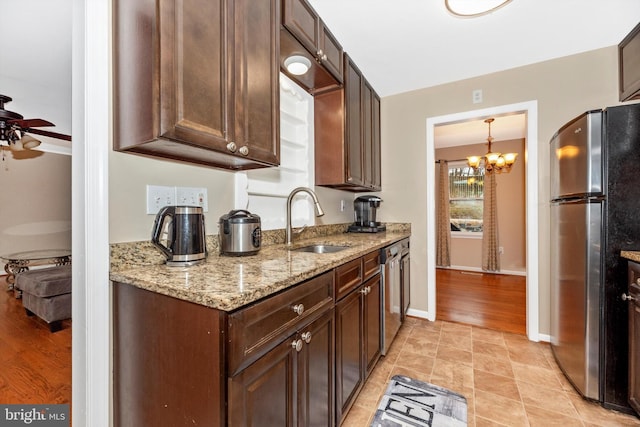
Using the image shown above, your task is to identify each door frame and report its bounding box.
[425,101,540,341]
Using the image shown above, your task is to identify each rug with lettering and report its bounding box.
[371,375,467,427]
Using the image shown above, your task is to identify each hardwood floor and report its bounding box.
[0,278,71,404]
[436,268,526,335]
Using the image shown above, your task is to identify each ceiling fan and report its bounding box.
[0,94,71,151]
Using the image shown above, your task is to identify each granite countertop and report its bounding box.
[109,226,410,312]
[621,251,640,263]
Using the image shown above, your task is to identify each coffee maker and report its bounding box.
[348,195,386,233]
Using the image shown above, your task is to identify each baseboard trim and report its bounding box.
[440,265,527,276]
[406,308,433,321]
[537,333,551,343]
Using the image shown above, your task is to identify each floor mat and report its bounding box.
[371,375,467,426]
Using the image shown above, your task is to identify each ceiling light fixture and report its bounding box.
[0,94,71,149]
[284,55,312,75]
[445,0,513,17]
[467,118,518,173]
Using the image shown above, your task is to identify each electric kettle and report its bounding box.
[151,206,207,266]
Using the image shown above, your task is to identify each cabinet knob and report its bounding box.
[301,331,312,344]
[292,303,305,316]
[316,49,324,59]
[322,54,328,61]
[226,142,237,153]
[292,339,303,352]
[622,293,636,302]
[239,145,249,156]
[360,286,370,295]
[636,278,640,286]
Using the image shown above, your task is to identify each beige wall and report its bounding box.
[380,46,623,334]
[108,150,354,243]
[435,139,526,272]
[0,149,71,255]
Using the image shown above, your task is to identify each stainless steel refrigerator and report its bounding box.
[550,103,640,413]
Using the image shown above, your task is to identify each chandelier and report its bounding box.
[467,118,517,173]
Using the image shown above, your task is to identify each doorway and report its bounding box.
[425,101,540,341]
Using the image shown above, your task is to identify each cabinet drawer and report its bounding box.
[363,250,380,281]
[335,258,363,301]
[228,271,334,375]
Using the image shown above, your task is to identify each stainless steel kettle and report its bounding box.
[151,205,207,266]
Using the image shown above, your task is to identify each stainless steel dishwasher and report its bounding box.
[380,239,406,355]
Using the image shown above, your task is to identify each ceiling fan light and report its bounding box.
[21,134,41,149]
[284,55,312,75]
[10,139,24,151]
[445,0,513,17]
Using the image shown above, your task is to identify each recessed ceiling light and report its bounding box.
[445,0,513,17]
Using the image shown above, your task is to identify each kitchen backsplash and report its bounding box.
[110,222,411,272]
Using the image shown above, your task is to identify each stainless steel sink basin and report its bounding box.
[291,244,349,254]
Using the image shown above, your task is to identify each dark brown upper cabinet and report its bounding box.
[113,0,280,170]
[314,54,382,192]
[619,21,640,102]
[280,0,343,94]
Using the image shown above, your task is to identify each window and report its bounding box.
[448,162,484,234]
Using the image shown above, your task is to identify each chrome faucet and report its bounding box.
[286,187,325,245]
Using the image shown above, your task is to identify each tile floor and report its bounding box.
[342,317,640,426]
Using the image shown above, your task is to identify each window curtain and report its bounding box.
[436,160,451,267]
[482,169,500,271]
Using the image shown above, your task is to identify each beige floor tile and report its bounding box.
[402,335,438,358]
[394,348,435,375]
[472,326,507,346]
[440,330,473,351]
[472,340,511,361]
[436,344,473,366]
[568,393,640,426]
[474,389,528,427]
[524,404,584,427]
[474,369,521,401]
[508,346,551,369]
[355,377,386,409]
[518,382,579,417]
[474,415,512,426]
[511,361,564,390]
[407,327,441,346]
[473,352,514,378]
[430,358,474,393]
[442,321,473,333]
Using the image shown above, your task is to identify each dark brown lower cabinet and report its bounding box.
[335,273,382,424]
[628,261,640,415]
[228,309,335,427]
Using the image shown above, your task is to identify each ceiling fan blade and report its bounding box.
[27,128,72,142]
[10,118,55,128]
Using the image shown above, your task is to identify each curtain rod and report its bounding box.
[435,158,468,163]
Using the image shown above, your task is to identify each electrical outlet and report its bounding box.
[176,186,208,212]
[499,246,504,254]
[340,200,346,212]
[147,185,176,214]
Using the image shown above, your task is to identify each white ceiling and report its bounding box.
[2,0,639,151]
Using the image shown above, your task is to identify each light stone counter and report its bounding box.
[110,223,410,312]
[621,251,640,263]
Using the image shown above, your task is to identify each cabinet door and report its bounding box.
[282,0,319,54]
[231,0,280,166]
[298,309,335,427]
[318,23,343,82]
[371,91,382,190]
[364,274,382,377]
[229,338,297,427]
[362,81,374,188]
[344,55,364,187]
[335,287,364,422]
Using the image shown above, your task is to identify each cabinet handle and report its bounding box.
[301,331,312,344]
[622,293,637,301]
[292,339,303,352]
[292,304,305,315]
[239,145,249,156]
[226,142,237,153]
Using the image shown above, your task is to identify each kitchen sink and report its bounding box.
[290,244,350,254]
